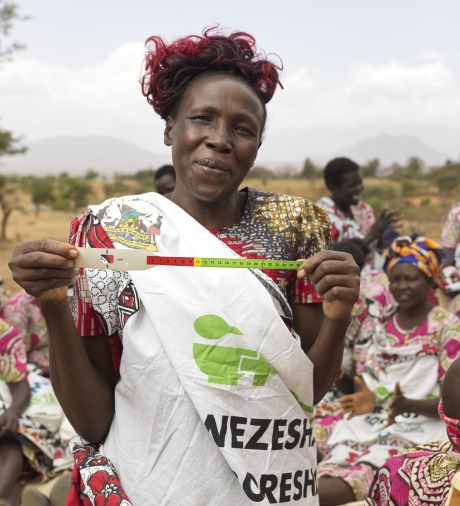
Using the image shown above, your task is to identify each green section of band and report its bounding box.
[198,258,303,270]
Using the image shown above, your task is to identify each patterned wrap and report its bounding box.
[366,440,460,506]
[438,399,460,450]
[383,235,444,283]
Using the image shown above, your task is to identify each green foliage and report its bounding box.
[0,127,26,156]
[30,177,54,209]
[0,0,27,63]
[60,177,93,212]
[362,185,396,201]
[301,158,320,179]
[435,173,460,195]
[104,179,128,199]
[84,169,100,180]
[361,158,380,177]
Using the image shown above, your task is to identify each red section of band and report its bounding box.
[146,256,195,266]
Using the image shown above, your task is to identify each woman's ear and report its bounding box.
[164,116,173,146]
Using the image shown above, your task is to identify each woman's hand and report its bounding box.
[339,376,376,419]
[0,408,20,436]
[297,250,360,322]
[366,209,402,244]
[8,239,79,306]
[387,381,408,425]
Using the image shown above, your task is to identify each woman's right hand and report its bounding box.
[8,239,79,306]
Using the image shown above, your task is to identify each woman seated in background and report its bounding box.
[316,235,460,506]
[0,292,72,506]
[367,355,460,506]
[317,157,400,270]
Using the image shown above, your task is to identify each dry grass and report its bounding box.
[0,176,453,295]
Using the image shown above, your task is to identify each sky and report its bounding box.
[1,0,460,163]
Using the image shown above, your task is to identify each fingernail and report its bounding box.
[297,269,306,279]
[74,268,80,275]
[69,249,78,258]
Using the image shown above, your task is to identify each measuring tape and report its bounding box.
[76,247,303,271]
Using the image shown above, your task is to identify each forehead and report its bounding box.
[177,74,265,122]
[339,171,362,187]
[389,262,425,279]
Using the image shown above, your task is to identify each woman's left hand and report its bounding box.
[388,382,407,425]
[339,376,376,418]
[297,250,360,322]
[0,408,20,436]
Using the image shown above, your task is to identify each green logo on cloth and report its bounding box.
[193,315,276,386]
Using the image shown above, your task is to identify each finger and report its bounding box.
[308,259,360,286]
[297,251,356,278]
[320,287,359,307]
[394,382,401,396]
[12,239,78,258]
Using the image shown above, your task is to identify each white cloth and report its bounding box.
[88,193,318,505]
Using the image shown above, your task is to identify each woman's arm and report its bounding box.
[9,239,116,443]
[295,250,360,404]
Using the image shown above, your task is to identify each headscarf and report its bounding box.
[438,399,460,450]
[383,235,444,283]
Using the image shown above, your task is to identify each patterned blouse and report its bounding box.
[317,196,375,243]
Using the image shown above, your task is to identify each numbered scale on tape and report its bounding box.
[76,247,303,271]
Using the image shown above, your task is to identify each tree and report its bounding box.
[361,158,380,178]
[0,1,28,240]
[0,126,26,156]
[301,158,319,179]
[0,174,20,240]
[0,0,27,64]
[30,176,54,214]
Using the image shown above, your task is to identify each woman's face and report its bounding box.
[164,74,264,205]
[389,262,431,311]
[330,171,364,208]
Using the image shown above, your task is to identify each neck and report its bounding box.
[397,300,433,328]
[168,190,246,229]
[331,196,351,215]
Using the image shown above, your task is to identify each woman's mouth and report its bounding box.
[194,158,230,172]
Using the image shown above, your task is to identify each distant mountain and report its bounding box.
[0,136,171,176]
[327,133,449,167]
[258,124,458,168]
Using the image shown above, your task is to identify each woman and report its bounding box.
[367,355,460,506]
[0,294,71,506]
[8,28,359,505]
[317,235,460,506]
[317,157,400,269]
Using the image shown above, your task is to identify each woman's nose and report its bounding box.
[205,124,232,152]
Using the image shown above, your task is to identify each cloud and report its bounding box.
[1,43,460,157]
[267,59,460,132]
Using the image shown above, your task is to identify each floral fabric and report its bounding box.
[316,196,375,243]
[440,202,460,250]
[315,303,460,501]
[366,440,460,506]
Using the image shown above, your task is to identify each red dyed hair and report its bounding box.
[141,27,282,119]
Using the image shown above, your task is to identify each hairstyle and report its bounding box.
[141,27,282,121]
[323,157,360,189]
[332,238,371,271]
[383,235,444,283]
[154,164,176,181]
